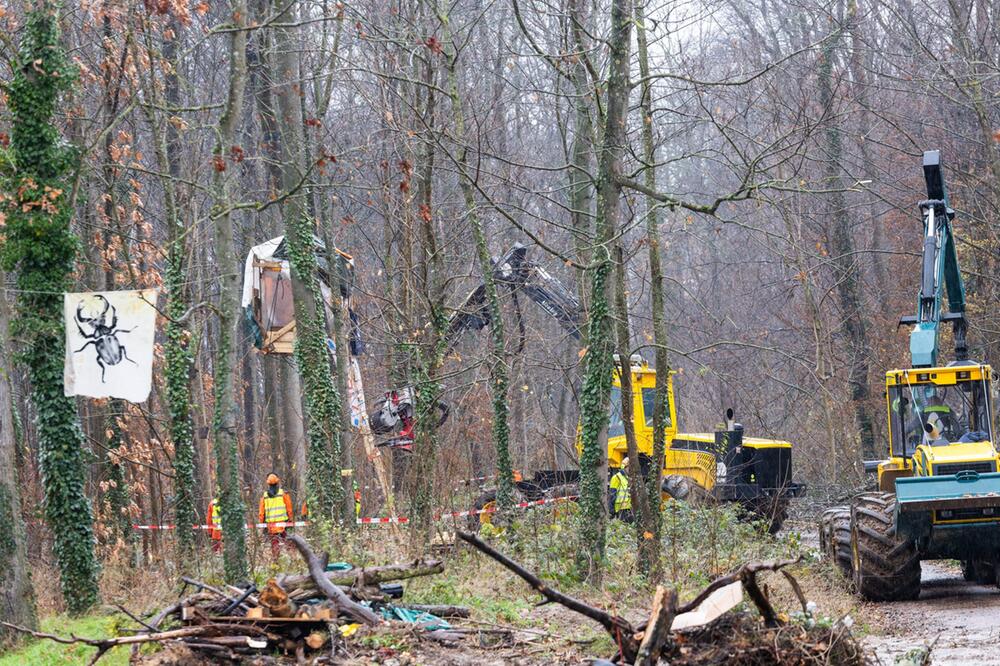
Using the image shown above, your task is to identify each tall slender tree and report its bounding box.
[210,0,250,582]
[270,0,345,521]
[0,271,37,641]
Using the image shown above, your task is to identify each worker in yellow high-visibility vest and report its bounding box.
[207,497,222,553]
[258,473,294,558]
[609,457,634,523]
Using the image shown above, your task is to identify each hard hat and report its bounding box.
[266,473,279,485]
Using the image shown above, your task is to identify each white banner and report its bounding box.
[64,289,158,403]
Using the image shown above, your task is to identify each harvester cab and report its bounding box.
[820,150,1000,600]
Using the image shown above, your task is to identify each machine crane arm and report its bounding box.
[444,243,583,350]
[370,243,583,444]
[898,150,969,368]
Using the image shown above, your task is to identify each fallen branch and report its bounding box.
[635,586,677,666]
[288,534,382,625]
[180,577,249,612]
[277,558,444,596]
[676,558,800,616]
[456,530,641,663]
[0,621,208,665]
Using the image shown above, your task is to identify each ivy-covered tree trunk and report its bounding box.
[440,10,514,513]
[0,7,100,614]
[0,274,38,642]
[576,0,632,580]
[635,0,665,583]
[211,0,250,582]
[270,0,345,521]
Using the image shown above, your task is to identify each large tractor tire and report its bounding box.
[819,505,852,577]
[661,475,710,505]
[850,493,921,601]
[466,487,525,531]
[543,483,580,520]
[743,497,789,535]
[960,560,996,585]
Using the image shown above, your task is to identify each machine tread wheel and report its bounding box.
[851,493,921,601]
[661,475,710,505]
[819,506,852,577]
[750,498,789,535]
[467,488,525,531]
[543,483,580,520]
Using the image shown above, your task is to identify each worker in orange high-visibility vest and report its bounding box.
[207,496,222,553]
[258,473,294,558]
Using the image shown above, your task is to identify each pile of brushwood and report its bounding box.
[2,531,868,664]
[2,534,461,663]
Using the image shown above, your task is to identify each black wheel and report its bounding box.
[964,560,996,585]
[661,475,710,504]
[543,483,579,520]
[819,506,852,577]
[466,487,525,531]
[851,492,921,601]
[743,497,789,535]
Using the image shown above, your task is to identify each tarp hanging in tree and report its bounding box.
[64,289,158,403]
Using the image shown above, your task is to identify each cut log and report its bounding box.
[259,579,297,618]
[634,586,677,666]
[305,631,328,649]
[287,535,381,625]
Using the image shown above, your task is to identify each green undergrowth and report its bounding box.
[402,501,803,627]
[0,613,129,666]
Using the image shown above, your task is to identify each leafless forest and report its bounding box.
[2,0,1000,646]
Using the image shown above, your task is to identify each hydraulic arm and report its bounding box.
[370,243,583,444]
[897,150,968,368]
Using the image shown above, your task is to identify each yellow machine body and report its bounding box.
[580,357,794,491]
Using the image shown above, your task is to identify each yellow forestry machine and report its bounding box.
[819,151,1000,601]
[242,238,804,530]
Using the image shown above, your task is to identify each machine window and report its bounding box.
[641,388,672,428]
[889,379,993,456]
[608,386,624,437]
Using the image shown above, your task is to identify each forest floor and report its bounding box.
[9,505,987,665]
[860,560,1000,665]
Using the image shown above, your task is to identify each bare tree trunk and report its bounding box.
[210,0,250,582]
[0,274,37,643]
[635,0,665,582]
[818,27,875,463]
[439,5,514,512]
[612,247,656,574]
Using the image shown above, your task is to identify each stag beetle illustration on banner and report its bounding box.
[64,289,158,403]
[73,294,138,381]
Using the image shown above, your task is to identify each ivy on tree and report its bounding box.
[0,6,100,614]
[285,222,344,522]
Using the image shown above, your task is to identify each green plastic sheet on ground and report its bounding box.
[377,605,451,631]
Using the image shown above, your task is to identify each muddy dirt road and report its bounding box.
[864,561,1000,664]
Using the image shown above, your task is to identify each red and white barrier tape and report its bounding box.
[131,495,578,530]
[132,521,309,531]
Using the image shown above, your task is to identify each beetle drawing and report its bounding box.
[73,294,137,382]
